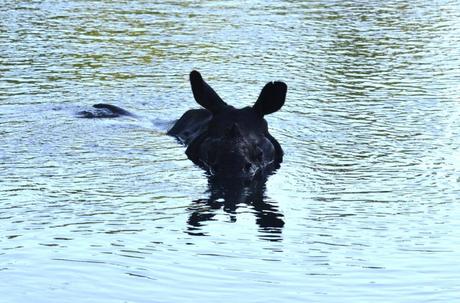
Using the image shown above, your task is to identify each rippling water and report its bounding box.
[1,1,460,302]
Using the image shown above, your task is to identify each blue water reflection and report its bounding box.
[1,0,460,302]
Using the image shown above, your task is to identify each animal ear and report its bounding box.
[253,81,287,116]
[190,70,227,114]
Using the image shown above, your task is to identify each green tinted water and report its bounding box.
[1,1,460,302]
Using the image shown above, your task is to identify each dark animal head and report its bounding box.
[186,70,287,179]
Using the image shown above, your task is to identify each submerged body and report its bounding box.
[168,71,287,179]
[77,103,136,119]
[77,70,287,180]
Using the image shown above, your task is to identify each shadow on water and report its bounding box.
[186,174,285,242]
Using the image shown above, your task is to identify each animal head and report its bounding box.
[186,70,287,179]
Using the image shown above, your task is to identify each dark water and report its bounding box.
[1,1,460,302]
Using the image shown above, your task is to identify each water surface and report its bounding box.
[1,1,460,302]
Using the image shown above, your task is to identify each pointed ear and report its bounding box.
[253,81,287,116]
[190,70,227,114]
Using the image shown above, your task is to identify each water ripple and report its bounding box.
[1,0,460,302]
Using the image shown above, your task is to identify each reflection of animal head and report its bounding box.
[184,70,287,179]
[187,175,285,241]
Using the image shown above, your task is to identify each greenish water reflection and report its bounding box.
[1,1,460,302]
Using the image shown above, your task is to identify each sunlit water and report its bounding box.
[1,1,460,302]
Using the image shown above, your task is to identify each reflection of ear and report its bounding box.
[253,81,287,116]
[190,71,228,114]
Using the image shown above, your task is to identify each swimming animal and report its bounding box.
[168,70,287,180]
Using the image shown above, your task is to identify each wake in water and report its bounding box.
[74,103,175,134]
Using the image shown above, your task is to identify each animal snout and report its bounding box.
[244,162,253,173]
[208,160,257,178]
